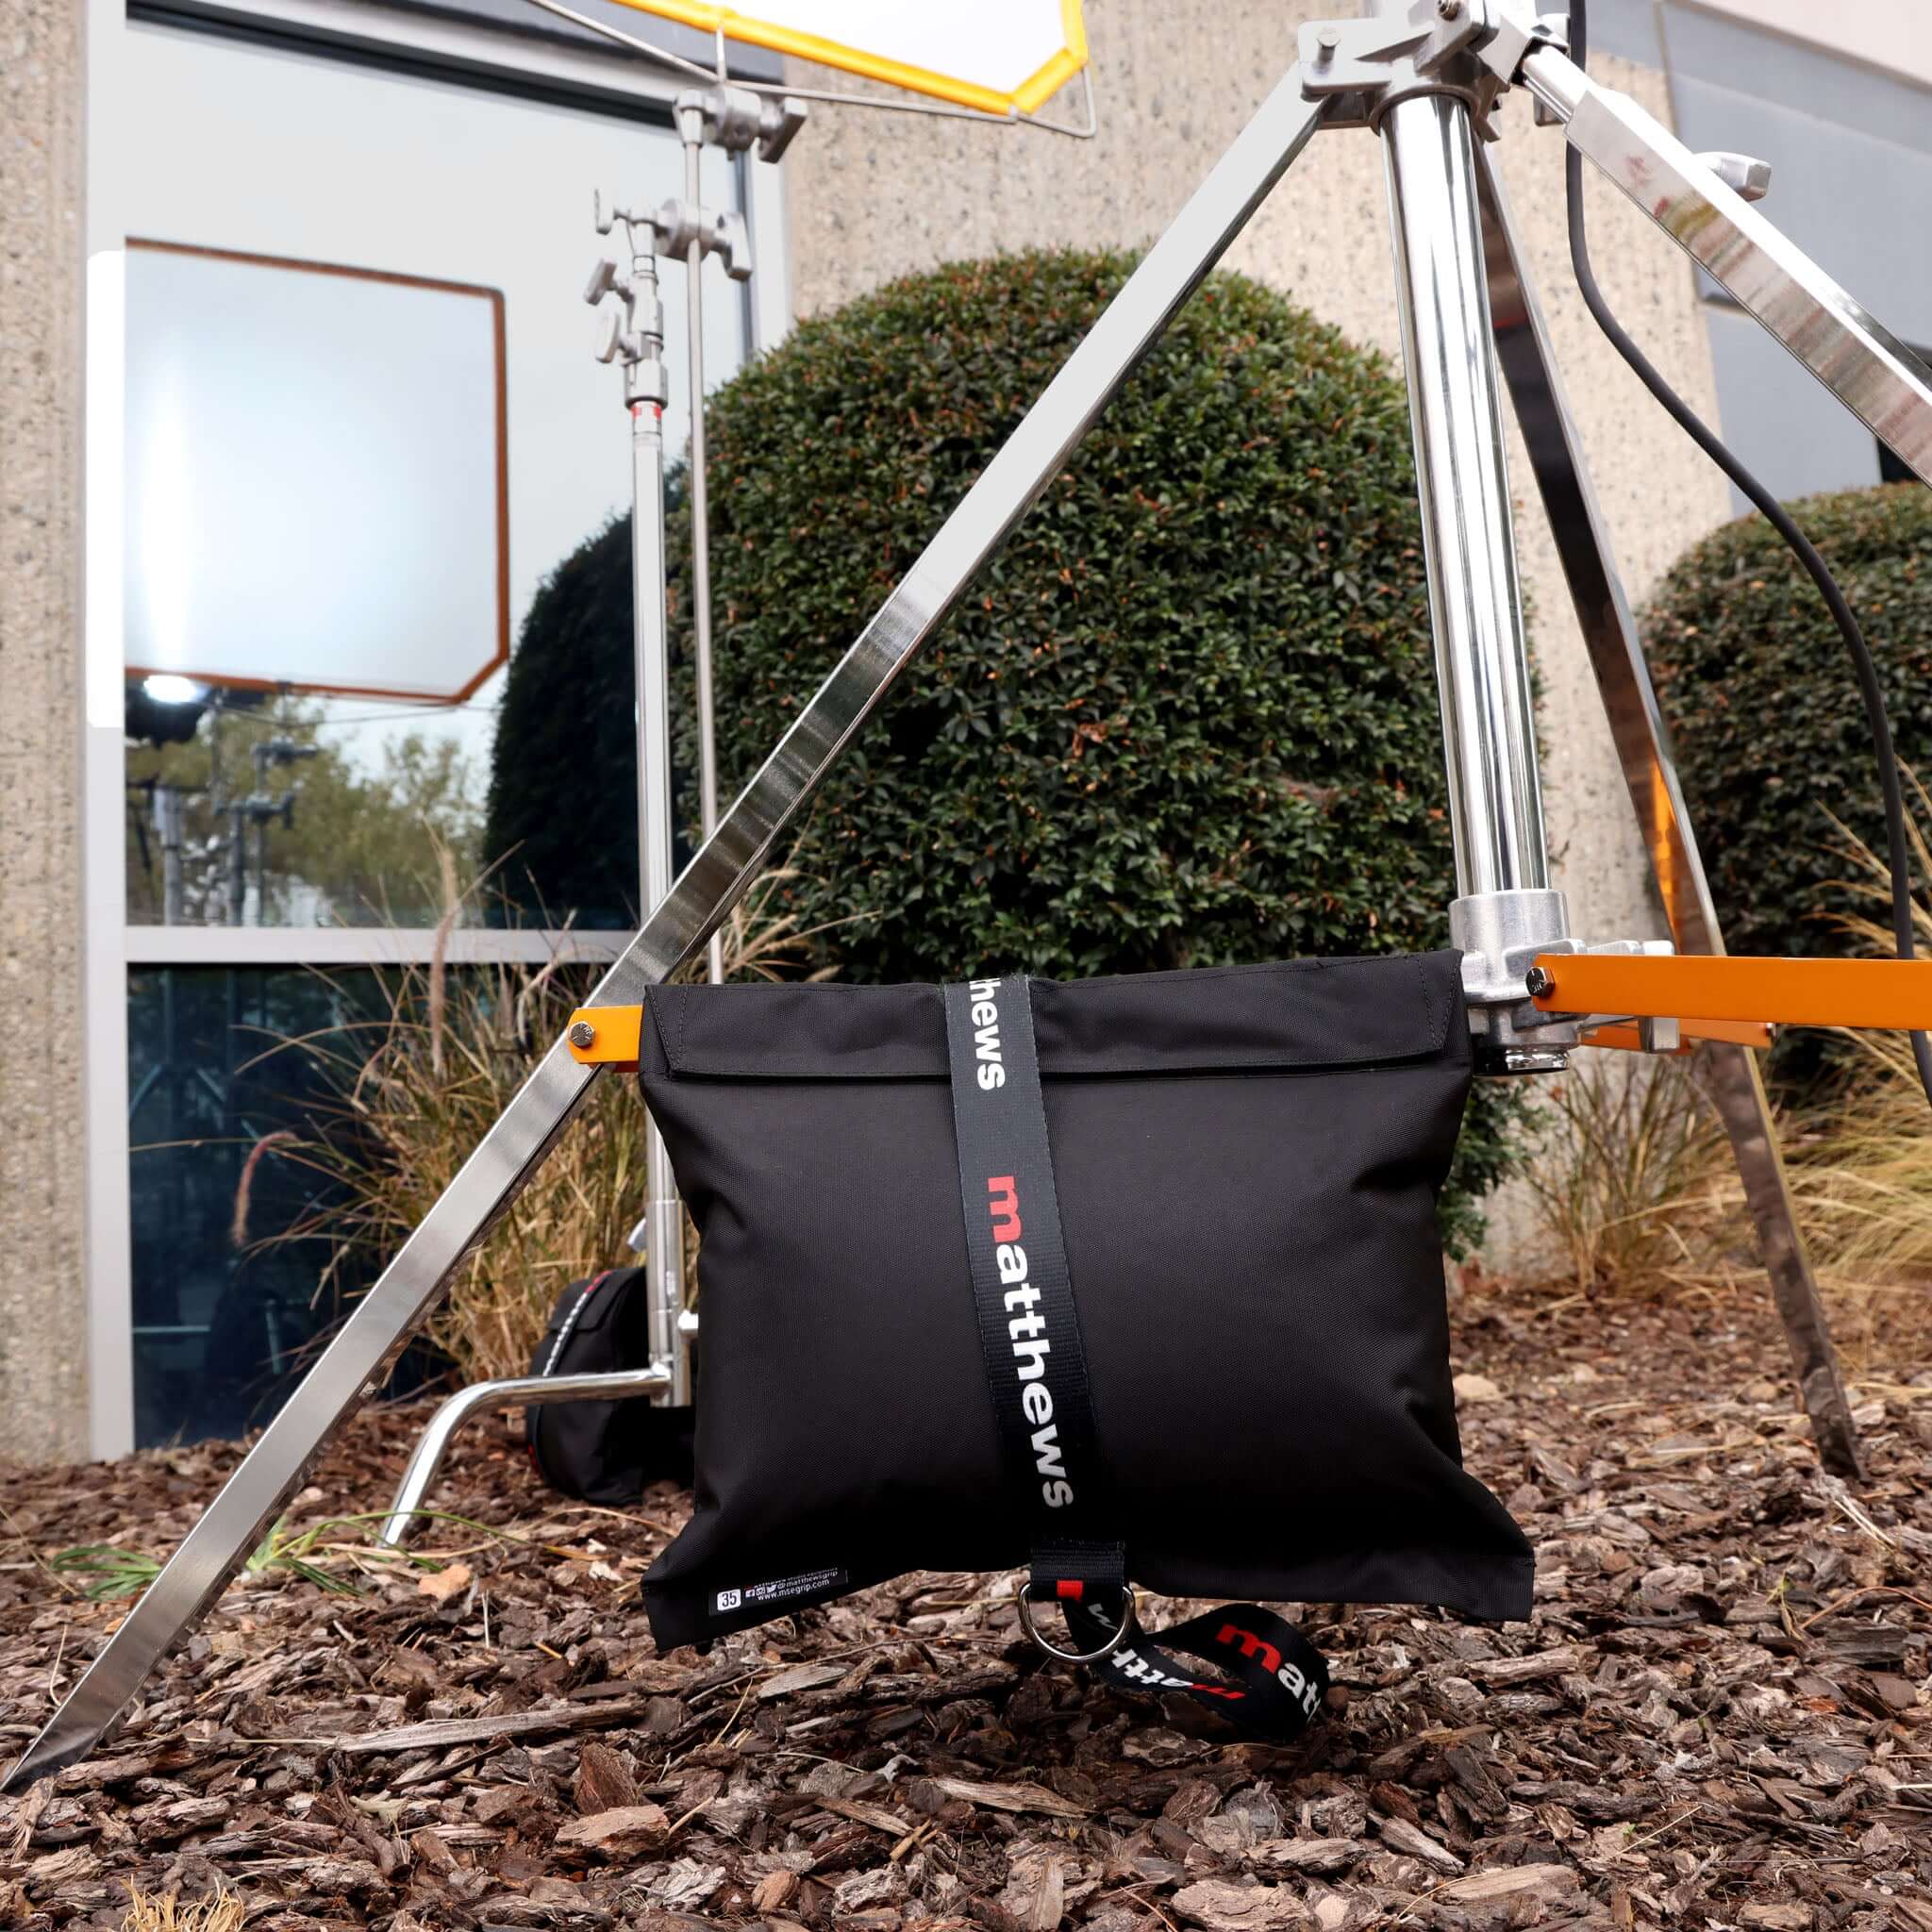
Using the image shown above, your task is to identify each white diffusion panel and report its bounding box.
[124,243,506,701]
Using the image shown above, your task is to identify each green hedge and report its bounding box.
[490,248,1524,1249]
[1645,483,1932,1079]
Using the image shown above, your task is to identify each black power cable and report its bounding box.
[1562,0,1932,1109]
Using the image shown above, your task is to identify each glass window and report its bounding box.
[104,13,759,1445]
[111,20,747,932]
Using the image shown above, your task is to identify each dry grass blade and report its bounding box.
[1522,1056,1724,1293]
[1664,771,1932,1358]
[252,868,843,1383]
[120,1884,244,1932]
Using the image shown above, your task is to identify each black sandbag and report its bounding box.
[634,952,1530,1647]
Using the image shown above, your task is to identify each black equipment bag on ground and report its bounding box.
[635,952,1531,1735]
[526,1268,693,1504]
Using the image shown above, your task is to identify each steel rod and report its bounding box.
[681,130,726,985]
[1379,91,1550,906]
[626,249,691,1403]
[1473,146,1861,1476]
[4,64,1332,1794]
[378,1366,670,1547]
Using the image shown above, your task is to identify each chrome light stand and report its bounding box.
[15,0,1932,1790]
[376,92,804,1544]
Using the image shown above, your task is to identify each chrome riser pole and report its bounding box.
[681,129,726,986]
[630,339,693,1406]
[1378,89,1570,1071]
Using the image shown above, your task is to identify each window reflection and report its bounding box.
[127,966,441,1447]
[125,685,489,928]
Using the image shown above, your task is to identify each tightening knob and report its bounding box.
[1696,150,1772,204]
[594,308,625,364]
[584,257,619,305]
[757,95,808,164]
[592,188,616,236]
[712,208,754,282]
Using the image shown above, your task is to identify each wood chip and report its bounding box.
[1376,1815,1465,1871]
[1438,1862,1581,1903]
[1465,1644,1585,1685]
[1173,1877,1305,1929]
[757,1661,848,1701]
[555,1804,672,1853]
[574,1740,641,1813]
[330,1696,648,1754]
[415,1560,473,1603]
[923,1776,1090,1818]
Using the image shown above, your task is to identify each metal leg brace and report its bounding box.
[1473,149,1864,1476]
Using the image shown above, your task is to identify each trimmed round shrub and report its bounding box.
[486,512,649,931]
[490,248,1523,1247]
[675,250,1463,974]
[1644,483,1932,1079]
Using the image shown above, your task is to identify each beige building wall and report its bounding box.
[786,1,1735,1266]
[0,0,91,1461]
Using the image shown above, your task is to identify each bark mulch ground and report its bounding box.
[3,1275,1929,1932]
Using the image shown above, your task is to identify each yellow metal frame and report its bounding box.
[608,0,1088,116]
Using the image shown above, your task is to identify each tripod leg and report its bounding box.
[1520,45,1932,486]
[1472,146,1862,1478]
[5,67,1334,1792]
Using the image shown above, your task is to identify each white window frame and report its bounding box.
[84,0,791,1456]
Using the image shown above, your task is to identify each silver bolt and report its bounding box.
[1438,0,1463,18]
[1315,25,1340,61]
[1695,149,1773,204]
[568,1020,596,1050]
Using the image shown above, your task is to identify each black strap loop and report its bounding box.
[942,974,1329,1743]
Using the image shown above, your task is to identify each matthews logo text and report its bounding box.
[1216,1623,1322,1719]
[987,1173,1073,1507]
[967,977,1007,1089]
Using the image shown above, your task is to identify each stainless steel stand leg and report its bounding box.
[1378,83,1570,1074]
[4,65,1332,1792]
[1473,147,1862,1477]
[1520,46,1932,486]
[378,1365,670,1546]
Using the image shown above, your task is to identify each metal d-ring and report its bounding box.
[1018,1585,1139,1664]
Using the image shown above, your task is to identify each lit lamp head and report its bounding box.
[125,673,213,746]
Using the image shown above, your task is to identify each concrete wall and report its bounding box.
[0,0,91,1460]
[785,0,1734,1265]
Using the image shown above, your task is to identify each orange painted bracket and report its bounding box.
[566,1003,645,1071]
[1533,955,1932,1032]
[1580,1017,1774,1055]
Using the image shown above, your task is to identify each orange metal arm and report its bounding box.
[1581,1016,1774,1054]
[1532,955,1932,1032]
[565,1003,646,1071]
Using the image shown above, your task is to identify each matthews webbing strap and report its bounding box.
[941,974,1330,1741]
